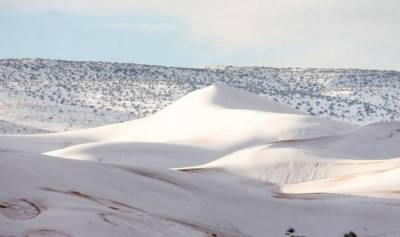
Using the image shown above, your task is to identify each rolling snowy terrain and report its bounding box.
[1,58,400,133]
[1,85,400,237]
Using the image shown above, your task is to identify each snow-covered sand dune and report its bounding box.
[1,85,400,237]
[177,145,400,184]
[281,166,400,197]
[46,85,354,160]
[176,122,400,184]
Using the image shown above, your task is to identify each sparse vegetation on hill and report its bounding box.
[1,58,399,133]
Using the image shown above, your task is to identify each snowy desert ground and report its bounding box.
[1,85,400,237]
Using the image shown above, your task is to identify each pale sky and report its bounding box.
[0,0,399,70]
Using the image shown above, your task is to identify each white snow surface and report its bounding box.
[1,85,400,237]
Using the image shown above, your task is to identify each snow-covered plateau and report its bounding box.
[1,83,400,237]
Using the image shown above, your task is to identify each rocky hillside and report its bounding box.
[0,58,399,133]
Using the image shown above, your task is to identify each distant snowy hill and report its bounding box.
[1,58,399,133]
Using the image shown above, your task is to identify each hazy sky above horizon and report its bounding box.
[0,0,399,70]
